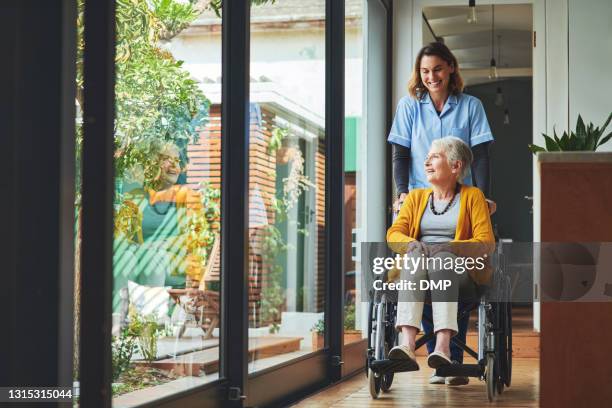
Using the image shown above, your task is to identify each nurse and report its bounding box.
[388,41,496,386]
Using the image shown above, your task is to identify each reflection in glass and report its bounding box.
[104,1,223,404]
[247,0,330,373]
[344,0,364,346]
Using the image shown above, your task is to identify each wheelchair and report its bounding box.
[365,240,512,402]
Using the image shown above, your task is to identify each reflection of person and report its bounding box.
[113,142,203,311]
[388,42,495,385]
[386,137,494,377]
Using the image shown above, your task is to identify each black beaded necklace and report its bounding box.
[429,183,461,216]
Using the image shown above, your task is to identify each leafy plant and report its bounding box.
[259,126,316,333]
[260,225,287,333]
[207,0,277,17]
[128,309,164,363]
[112,328,138,381]
[182,182,221,278]
[344,303,356,331]
[268,126,287,154]
[311,318,324,334]
[76,0,210,184]
[529,113,612,154]
[311,304,357,334]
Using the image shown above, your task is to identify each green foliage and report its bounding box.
[259,126,317,333]
[207,0,277,17]
[268,126,287,154]
[529,113,612,154]
[183,182,222,269]
[344,303,356,331]
[76,0,210,182]
[311,304,357,334]
[260,225,287,333]
[152,0,200,39]
[311,318,324,334]
[112,328,138,381]
[127,309,165,363]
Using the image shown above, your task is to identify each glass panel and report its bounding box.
[247,0,326,373]
[344,0,364,346]
[109,2,223,404]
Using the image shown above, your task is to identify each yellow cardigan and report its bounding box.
[386,184,495,285]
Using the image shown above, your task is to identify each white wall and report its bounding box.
[568,0,612,151]
[165,25,364,118]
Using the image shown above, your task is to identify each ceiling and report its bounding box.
[423,4,533,85]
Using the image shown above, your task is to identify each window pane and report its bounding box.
[345,0,364,346]
[109,2,222,404]
[247,0,326,373]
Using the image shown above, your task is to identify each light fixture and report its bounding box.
[467,0,477,24]
[504,108,511,125]
[488,5,498,79]
[495,87,504,106]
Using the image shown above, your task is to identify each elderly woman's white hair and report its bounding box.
[431,136,473,180]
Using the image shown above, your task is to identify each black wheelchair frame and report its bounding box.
[365,242,512,401]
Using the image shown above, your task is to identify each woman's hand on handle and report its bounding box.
[486,199,497,215]
[393,192,408,213]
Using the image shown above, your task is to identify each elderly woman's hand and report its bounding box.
[407,240,429,257]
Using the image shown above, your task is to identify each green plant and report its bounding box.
[311,318,324,334]
[207,0,277,17]
[260,225,287,333]
[111,328,138,381]
[268,126,287,154]
[311,304,357,334]
[344,303,356,331]
[183,182,221,275]
[128,309,164,363]
[529,113,612,154]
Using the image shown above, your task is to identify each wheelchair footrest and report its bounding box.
[370,359,420,374]
[435,364,483,378]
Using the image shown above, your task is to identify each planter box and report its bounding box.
[311,330,363,351]
[537,152,612,408]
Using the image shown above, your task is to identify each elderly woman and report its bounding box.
[386,136,494,370]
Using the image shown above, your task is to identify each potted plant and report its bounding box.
[311,303,363,350]
[528,113,612,154]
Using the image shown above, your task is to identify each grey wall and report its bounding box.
[466,78,533,242]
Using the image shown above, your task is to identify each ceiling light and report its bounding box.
[488,5,498,79]
[495,87,504,106]
[504,108,511,125]
[467,0,477,24]
[489,59,498,80]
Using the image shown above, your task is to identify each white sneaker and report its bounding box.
[429,371,445,384]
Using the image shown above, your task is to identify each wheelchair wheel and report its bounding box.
[381,372,394,392]
[504,301,513,387]
[495,300,513,389]
[486,354,496,402]
[369,368,381,399]
[381,304,397,392]
[380,340,394,392]
[497,378,505,395]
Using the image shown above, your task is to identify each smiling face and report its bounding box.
[159,146,181,188]
[419,55,454,98]
[424,145,461,185]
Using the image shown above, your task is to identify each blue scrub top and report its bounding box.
[387,92,493,190]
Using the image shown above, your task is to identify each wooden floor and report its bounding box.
[293,356,539,407]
